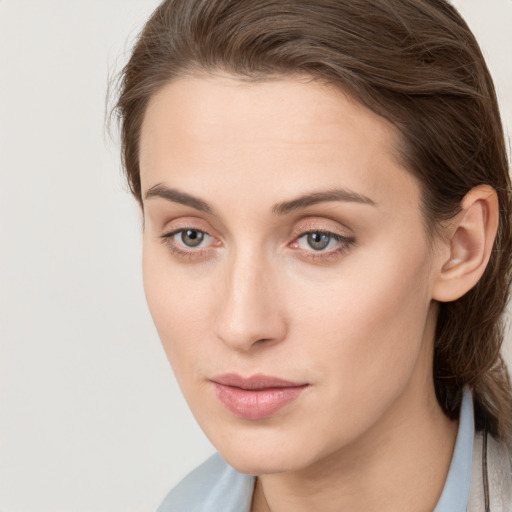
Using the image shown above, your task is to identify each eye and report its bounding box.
[161,227,217,257]
[297,231,350,252]
[289,227,355,262]
[302,232,332,251]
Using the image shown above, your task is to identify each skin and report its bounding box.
[139,74,462,512]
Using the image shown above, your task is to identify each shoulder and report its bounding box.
[156,453,255,512]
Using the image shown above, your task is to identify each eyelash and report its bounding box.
[293,231,355,261]
[160,228,215,261]
[160,227,355,262]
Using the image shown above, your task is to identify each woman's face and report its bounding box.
[139,74,445,475]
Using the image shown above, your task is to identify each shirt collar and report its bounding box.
[433,387,474,512]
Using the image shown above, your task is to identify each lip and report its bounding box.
[210,373,309,420]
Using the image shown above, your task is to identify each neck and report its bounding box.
[252,371,458,512]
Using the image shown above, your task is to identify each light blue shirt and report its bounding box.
[157,389,474,512]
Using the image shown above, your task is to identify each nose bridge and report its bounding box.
[215,244,286,351]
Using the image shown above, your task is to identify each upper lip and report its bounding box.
[210,373,308,390]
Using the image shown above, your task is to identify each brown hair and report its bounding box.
[113,0,512,443]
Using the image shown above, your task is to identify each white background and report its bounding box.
[0,1,510,511]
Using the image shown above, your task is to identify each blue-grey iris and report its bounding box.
[181,229,204,247]
[307,232,330,250]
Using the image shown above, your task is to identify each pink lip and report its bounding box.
[210,373,309,420]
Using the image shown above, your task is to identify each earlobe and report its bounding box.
[432,185,499,302]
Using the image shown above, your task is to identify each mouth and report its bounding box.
[210,373,309,420]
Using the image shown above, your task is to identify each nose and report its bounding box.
[214,250,287,352]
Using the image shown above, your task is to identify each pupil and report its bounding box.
[307,232,330,250]
[182,229,204,247]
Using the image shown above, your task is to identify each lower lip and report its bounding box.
[212,382,308,420]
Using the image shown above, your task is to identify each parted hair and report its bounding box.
[113,0,512,444]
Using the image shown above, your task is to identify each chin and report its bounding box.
[208,427,324,476]
[221,449,304,476]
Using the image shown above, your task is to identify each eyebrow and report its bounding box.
[145,184,214,214]
[272,189,376,215]
[144,184,376,215]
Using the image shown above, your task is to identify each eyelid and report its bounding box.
[296,231,352,246]
[160,215,214,232]
[163,227,212,245]
[289,233,355,263]
[159,220,222,261]
[290,230,354,250]
[288,218,356,261]
[290,217,354,240]
[159,216,221,240]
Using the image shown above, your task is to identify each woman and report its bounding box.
[113,0,512,510]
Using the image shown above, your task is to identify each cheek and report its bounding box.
[142,246,213,372]
[289,239,433,392]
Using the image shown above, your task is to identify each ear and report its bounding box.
[432,185,499,302]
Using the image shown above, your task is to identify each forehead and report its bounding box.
[141,73,398,157]
[139,74,420,217]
